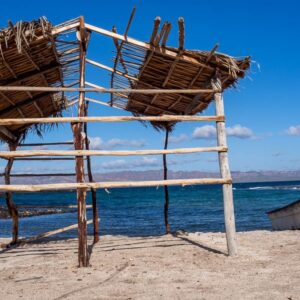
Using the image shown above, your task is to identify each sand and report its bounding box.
[0,230,299,300]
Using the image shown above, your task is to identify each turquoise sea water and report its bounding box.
[0,180,299,238]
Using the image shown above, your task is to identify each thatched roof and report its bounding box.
[0,15,251,141]
[110,18,250,129]
[0,17,80,143]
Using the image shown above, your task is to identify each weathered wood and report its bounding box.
[0,126,17,141]
[161,23,171,47]
[169,44,219,111]
[19,142,73,147]
[84,101,99,243]
[73,16,89,267]
[0,92,25,118]
[0,86,218,94]
[178,17,184,50]
[52,21,80,35]
[163,129,171,234]
[153,22,168,46]
[9,173,77,177]
[14,157,80,161]
[84,23,215,71]
[0,146,228,158]
[212,78,237,257]
[150,17,161,45]
[4,143,19,245]
[15,205,92,209]
[0,115,225,126]
[0,178,232,192]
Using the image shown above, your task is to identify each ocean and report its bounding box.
[1,180,300,238]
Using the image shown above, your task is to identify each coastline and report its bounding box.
[1,230,299,299]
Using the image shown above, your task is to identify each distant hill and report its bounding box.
[2,169,300,184]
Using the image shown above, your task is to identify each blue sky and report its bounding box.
[0,0,300,174]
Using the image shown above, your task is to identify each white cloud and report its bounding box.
[169,134,189,144]
[226,125,253,139]
[88,137,146,149]
[101,156,160,170]
[192,124,253,140]
[285,125,300,136]
[192,125,216,139]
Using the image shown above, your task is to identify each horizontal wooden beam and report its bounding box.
[0,178,231,192]
[0,86,218,94]
[0,146,227,158]
[14,157,84,161]
[8,173,77,177]
[14,205,92,209]
[19,142,73,147]
[0,115,224,126]
[52,21,80,35]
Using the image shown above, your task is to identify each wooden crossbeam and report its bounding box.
[0,115,224,126]
[9,173,76,177]
[0,146,227,158]
[19,142,73,147]
[0,86,219,94]
[0,178,232,192]
[14,157,82,161]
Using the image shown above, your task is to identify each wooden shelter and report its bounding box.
[0,15,250,267]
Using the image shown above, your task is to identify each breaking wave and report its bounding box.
[236,185,300,191]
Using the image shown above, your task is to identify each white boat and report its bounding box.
[267,199,300,230]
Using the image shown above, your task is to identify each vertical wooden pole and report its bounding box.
[163,129,171,234]
[84,101,99,243]
[72,16,89,267]
[212,78,237,256]
[5,142,19,245]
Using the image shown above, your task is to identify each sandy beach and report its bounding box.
[0,230,299,300]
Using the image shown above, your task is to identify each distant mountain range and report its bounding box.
[2,169,300,184]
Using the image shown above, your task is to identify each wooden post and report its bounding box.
[212,78,237,256]
[163,129,171,234]
[72,16,89,267]
[84,101,99,243]
[4,142,19,245]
